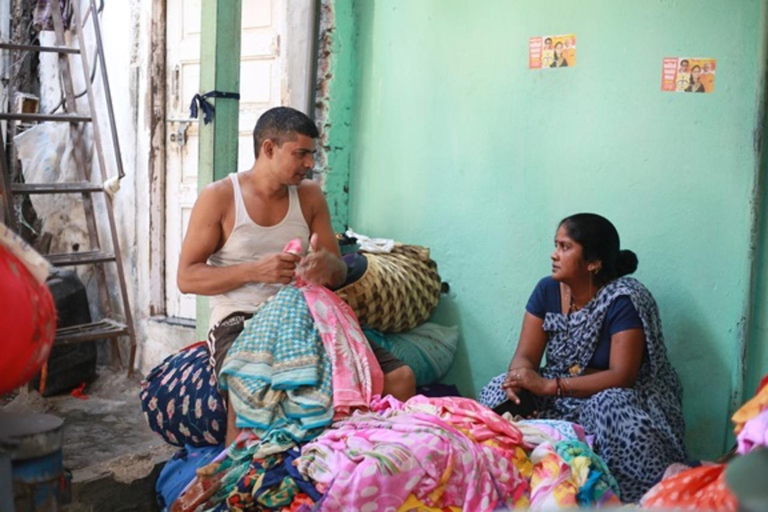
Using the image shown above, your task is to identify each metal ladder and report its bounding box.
[0,0,136,378]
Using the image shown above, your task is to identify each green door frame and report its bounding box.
[195,0,243,339]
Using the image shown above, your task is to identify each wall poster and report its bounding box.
[529,34,576,69]
[662,57,716,93]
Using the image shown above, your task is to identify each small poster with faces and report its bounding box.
[529,34,576,69]
[662,57,716,93]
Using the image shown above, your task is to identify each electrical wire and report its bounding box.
[48,0,105,114]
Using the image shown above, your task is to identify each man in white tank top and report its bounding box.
[177,107,415,444]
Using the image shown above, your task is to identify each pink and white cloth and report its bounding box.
[285,239,384,418]
[737,408,768,455]
[296,395,529,511]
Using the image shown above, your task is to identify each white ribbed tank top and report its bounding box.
[207,173,310,327]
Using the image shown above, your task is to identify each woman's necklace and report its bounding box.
[568,294,586,314]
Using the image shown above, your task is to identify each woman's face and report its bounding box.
[555,42,563,52]
[551,224,590,282]
[692,66,702,80]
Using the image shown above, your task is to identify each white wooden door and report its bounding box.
[165,0,307,319]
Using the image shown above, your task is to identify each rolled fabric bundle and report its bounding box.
[335,244,442,333]
[364,323,459,387]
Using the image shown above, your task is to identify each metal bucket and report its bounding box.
[0,412,64,512]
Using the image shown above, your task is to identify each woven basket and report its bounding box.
[335,244,441,333]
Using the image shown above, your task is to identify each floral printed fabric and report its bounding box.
[519,419,592,446]
[140,342,226,447]
[210,448,321,512]
[529,443,579,509]
[296,396,529,512]
[288,238,384,418]
[528,441,621,510]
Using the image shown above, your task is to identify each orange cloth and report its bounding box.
[640,464,737,511]
[700,72,715,92]
[733,375,768,434]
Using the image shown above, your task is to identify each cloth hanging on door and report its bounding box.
[189,91,241,125]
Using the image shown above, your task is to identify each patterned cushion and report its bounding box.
[139,343,226,447]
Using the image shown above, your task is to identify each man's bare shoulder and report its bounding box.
[195,177,234,216]
[297,179,326,203]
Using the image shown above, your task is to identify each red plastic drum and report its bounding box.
[0,243,56,395]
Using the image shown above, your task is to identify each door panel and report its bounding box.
[165,0,288,319]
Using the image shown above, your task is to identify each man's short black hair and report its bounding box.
[252,107,319,158]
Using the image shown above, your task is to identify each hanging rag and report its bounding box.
[189,91,240,125]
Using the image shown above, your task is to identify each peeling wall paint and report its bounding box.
[315,0,357,233]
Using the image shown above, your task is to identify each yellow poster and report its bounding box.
[662,57,716,93]
[529,34,576,69]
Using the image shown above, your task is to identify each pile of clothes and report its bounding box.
[162,396,621,511]
[640,374,768,511]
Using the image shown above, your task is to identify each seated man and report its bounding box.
[177,106,415,445]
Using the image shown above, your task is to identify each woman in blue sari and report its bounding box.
[479,213,686,502]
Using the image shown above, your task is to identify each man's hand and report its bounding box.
[297,234,346,287]
[251,253,301,285]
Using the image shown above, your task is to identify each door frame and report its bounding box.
[147,0,168,319]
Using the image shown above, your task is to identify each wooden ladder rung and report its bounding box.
[0,113,91,123]
[0,43,80,54]
[47,251,116,266]
[12,182,104,194]
[54,319,128,345]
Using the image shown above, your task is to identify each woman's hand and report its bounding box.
[503,368,553,397]
[502,380,524,404]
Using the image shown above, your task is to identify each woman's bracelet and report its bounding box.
[561,377,571,397]
[555,376,562,397]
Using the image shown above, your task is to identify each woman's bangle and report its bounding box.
[561,377,571,397]
[555,377,562,397]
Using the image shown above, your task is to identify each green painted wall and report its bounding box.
[746,2,768,401]
[343,0,767,459]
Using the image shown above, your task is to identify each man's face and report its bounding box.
[703,63,711,73]
[680,61,689,72]
[272,134,316,185]
[545,39,552,49]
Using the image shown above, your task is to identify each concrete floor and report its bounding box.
[2,368,177,511]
